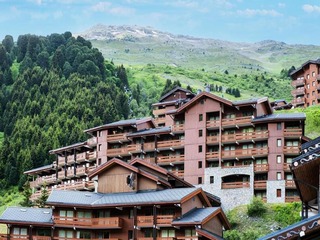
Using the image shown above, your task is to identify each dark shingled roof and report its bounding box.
[159,87,194,102]
[301,136,320,151]
[127,127,171,138]
[0,207,53,225]
[259,213,320,240]
[232,98,259,105]
[84,118,141,133]
[47,188,198,207]
[172,207,219,224]
[24,164,55,175]
[252,113,305,123]
[290,59,320,76]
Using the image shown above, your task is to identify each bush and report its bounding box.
[272,202,301,226]
[247,197,267,217]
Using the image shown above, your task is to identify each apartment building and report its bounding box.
[0,158,230,240]
[260,136,320,240]
[290,59,320,108]
[26,87,306,209]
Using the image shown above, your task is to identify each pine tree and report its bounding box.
[20,181,33,207]
[35,182,49,208]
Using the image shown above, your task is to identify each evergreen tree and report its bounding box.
[35,182,49,208]
[20,181,33,207]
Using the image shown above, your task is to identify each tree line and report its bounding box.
[0,33,131,188]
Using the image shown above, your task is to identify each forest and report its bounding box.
[0,33,132,188]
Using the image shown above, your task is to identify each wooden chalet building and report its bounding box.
[25,87,306,209]
[260,136,320,240]
[0,158,230,240]
[290,59,320,108]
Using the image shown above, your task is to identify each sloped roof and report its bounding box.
[0,207,53,225]
[159,86,194,102]
[24,164,55,175]
[84,118,154,134]
[252,113,306,123]
[259,213,320,240]
[49,141,90,155]
[301,136,320,151]
[290,59,320,76]
[172,207,220,224]
[46,188,201,207]
[196,228,224,240]
[126,126,171,138]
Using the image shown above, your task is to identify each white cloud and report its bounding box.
[237,9,282,17]
[91,2,112,12]
[90,2,135,15]
[278,3,285,8]
[302,4,320,13]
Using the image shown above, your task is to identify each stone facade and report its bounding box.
[267,180,286,203]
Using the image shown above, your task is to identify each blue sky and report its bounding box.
[1,0,320,45]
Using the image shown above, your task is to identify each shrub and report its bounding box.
[247,197,267,217]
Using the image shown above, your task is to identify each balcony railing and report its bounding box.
[157,140,184,150]
[254,180,267,189]
[55,181,87,191]
[0,235,51,240]
[137,215,175,227]
[283,163,291,171]
[222,148,268,159]
[86,151,96,160]
[283,129,302,138]
[107,147,130,156]
[138,238,177,240]
[157,155,184,164]
[171,124,185,132]
[53,216,122,228]
[127,144,142,153]
[87,137,97,147]
[221,131,268,143]
[206,135,219,144]
[291,98,305,106]
[30,174,57,188]
[154,117,166,126]
[285,196,300,202]
[144,142,156,152]
[283,146,300,155]
[291,78,305,87]
[285,180,296,188]
[57,152,87,166]
[206,151,219,160]
[222,116,252,127]
[206,120,220,129]
[222,181,250,189]
[107,133,128,143]
[171,170,184,178]
[291,88,305,96]
[254,164,269,172]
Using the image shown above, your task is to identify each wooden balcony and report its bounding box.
[30,190,42,201]
[75,166,86,176]
[283,163,291,171]
[222,147,268,160]
[153,108,167,116]
[66,169,75,178]
[157,155,184,164]
[291,78,305,87]
[87,136,97,147]
[53,238,120,240]
[291,98,305,106]
[222,116,252,127]
[86,151,96,160]
[57,171,65,179]
[154,117,166,126]
[157,140,184,150]
[55,181,87,191]
[137,215,175,227]
[254,164,269,172]
[107,147,130,157]
[107,133,128,143]
[222,181,250,189]
[0,235,51,240]
[254,180,267,189]
[206,135,219,145]
[283,146,300,155]
[221,131,269,143]
[283,129,302,138]
[285,196,300,203]
[86,180,95,189]
[30,174,57,188]
[171,170,184,178]
[206,120,220,129]
[127,143,142,153]
[53,216,122,228]
[291,88,305,97]
[171,124,185,133]
[144,142,156,152]
[285,180,296,188]
[138,238,177,240]
[206,151,219,160]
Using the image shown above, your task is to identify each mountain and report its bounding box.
[78,24,320,74]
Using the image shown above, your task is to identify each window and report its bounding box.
[128,230,133,240]
[78,211,92,218]
[59,230,73,238]
[13,228,27,236]
[199,114,203,121]
[198,177,202,184]
[277,172,281,180]
[161,229,175,237]
[98,232,110,239]
[313,80,316,86]
[312,72,316,77]
[277,123,281,130]
[198,161,202,168]
[276,155,282,164]
[198,129,203,137]
[277,189,281,198]
[59,210,73,220]
[307,83,310,89]
[129,209,134,219]
[210,176,214,184]
[98,144,102,151]
[77,231,91,239]
[98,131,102,137]
[286,157,293,164]
[277,139,282,147]
[198,145,202,153]
[185,229,197,237]
[307,74,310,79]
